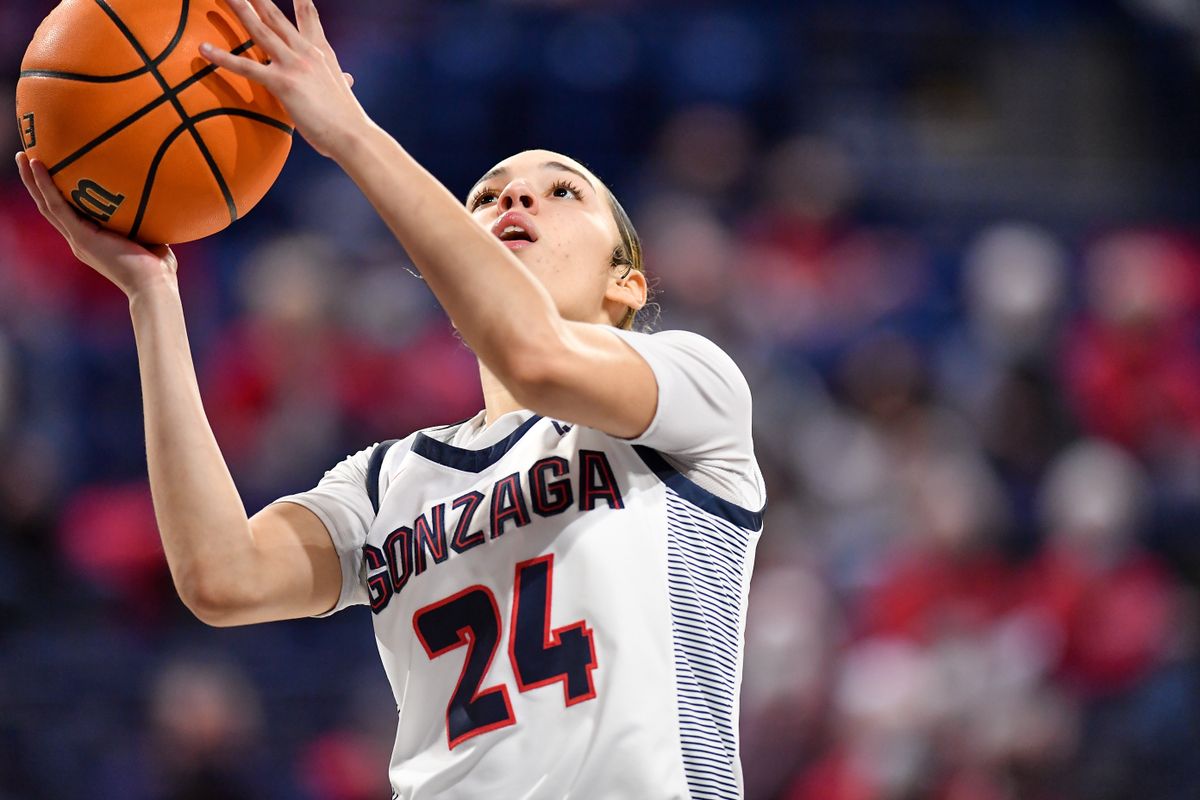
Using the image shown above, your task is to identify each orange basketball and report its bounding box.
[15,0,293,245]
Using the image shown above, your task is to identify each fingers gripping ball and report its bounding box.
[15,0,293,245]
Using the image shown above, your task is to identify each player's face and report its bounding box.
[466,149,624,324]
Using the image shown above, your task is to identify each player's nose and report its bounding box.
[498,179,539,213]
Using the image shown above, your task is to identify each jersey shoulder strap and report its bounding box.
[366,439,401,515]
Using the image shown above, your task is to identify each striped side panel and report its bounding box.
[665,488,756,799]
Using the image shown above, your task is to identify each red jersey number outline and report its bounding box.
[412,554,599,749]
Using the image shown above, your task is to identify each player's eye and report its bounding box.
[549,179,584,200]
[469,187,498,210]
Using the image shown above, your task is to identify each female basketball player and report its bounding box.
[15,0,766,796]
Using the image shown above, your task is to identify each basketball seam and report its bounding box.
[129,120,194,240]
[196,107,292,135]
[18,0,191,83]
[21,67,151,84]
[92,0,240,230]
[129,108,290,240]
[47,39,263,178]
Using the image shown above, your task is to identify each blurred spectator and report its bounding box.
[1030,440,1169,692]
[95,657,281,800]
[1063,231,1200,457]
[645,104,757,211]
[203,233,351,499]
[57,482,168,624]
[963,224,1069,365]
[299,731,391,800]
[731,136,930,359]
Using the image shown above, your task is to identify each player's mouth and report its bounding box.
[492,211,539,250]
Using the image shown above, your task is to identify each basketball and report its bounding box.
[15,0,293,245]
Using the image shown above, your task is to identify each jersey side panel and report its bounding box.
[666,487,762,799]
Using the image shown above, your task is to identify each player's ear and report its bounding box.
[604,268,646,322]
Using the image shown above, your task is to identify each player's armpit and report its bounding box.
[194,502,342,627]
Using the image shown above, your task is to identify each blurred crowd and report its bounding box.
[2,0,1200,799]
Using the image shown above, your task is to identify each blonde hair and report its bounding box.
[604,187,657,331]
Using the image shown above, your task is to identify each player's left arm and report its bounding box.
[201,0,659,438]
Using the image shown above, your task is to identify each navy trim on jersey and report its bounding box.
[367,439,401,514]
[413,415,544,473]
[429,414,480,432]
[632,446,764,531]
[664,488,752,797]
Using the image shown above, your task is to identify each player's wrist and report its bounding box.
[327,115,389,169]
[126,270,181,310]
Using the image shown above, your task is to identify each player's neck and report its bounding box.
[478,361,528,429]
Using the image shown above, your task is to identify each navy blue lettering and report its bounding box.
[384,526,414,594]
[413,586,516,749]
[364,543,392,613]
[529,456,573,517]
[413,503,448,575]
[579,449,624,510]
[363,448,630,600]
[509,555,597,704]
[450,491,486,554]
[490,472,531,539]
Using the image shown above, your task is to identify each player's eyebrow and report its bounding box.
[469,161,597,197]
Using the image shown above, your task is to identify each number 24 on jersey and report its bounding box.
[413,554,598,749]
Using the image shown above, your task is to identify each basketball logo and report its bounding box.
[71,179,127,223]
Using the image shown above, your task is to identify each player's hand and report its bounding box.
[198,0,366,160]
[16,152,178,299]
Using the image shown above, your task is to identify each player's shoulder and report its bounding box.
[610,327,741,368]
[329,429,415,476]
[608,326,716,347]
[616,328,751,397]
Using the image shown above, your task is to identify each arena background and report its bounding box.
[2,0,1200,797]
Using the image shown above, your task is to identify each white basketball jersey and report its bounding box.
[275,328,767,799]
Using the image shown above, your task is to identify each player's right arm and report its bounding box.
[15,151,341,626]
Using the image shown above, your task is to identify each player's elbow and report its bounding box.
[500,335,569,407]
[174,568,259,628]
